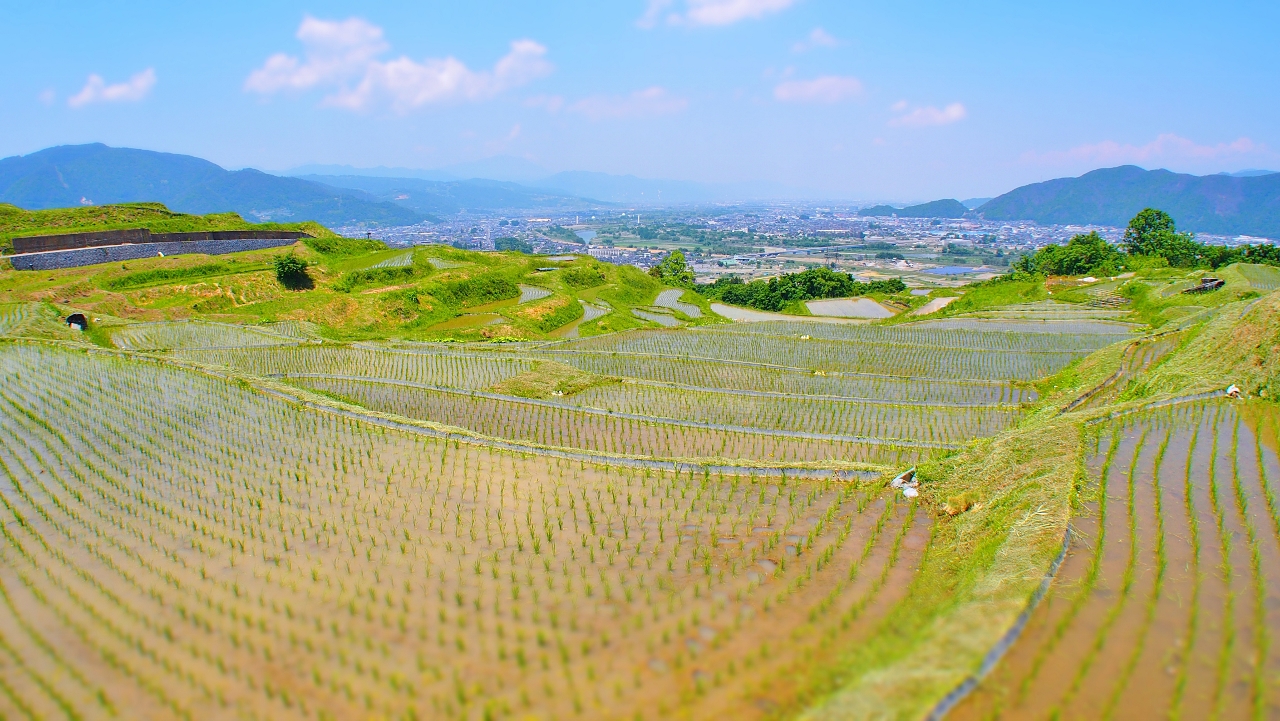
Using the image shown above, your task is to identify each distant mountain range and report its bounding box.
[5,146,1280,239]
[0,144,421,227]
[286,157,816,205]
[858,198,968,218]
[296,175,603,215]
[978,166,1280,238]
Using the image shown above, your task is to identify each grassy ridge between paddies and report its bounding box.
[0,207,716,341]
[0,201,334,254]
[793,289,1280,720]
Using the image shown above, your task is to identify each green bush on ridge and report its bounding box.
[698,266,907,312]
[1015,208,1280,278]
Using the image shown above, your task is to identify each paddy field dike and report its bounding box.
[0,229,1278,720]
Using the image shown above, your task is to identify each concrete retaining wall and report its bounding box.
[9,238,298,271]
[12,228,308,254]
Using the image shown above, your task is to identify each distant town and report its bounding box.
[337,205,1265,288]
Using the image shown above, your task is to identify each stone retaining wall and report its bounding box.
[8,238,298,271]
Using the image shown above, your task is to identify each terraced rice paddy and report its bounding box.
[0,287,1186,720]
[369,252,414,269]
[0,343,933,721]
[559,326,1108,381]
[179,345,534,390]
[1240,263,1280,291]
[112,321,301,350]
[653,290,702,318]
[287,376,939,464]
[951,399,1280,719]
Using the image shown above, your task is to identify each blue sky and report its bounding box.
[1,0,1276,201]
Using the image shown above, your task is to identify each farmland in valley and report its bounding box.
[0,227,1278,720]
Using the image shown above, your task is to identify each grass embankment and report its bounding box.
[0,226,713,341]
[797,289,1280,719]
[0,202,334,254]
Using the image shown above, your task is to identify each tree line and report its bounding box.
[1015,208,1280,276]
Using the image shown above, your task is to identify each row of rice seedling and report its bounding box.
[563,381,1021,439]
[178,345,534,390]
[697,320,1134,351]
[1239,263,1280,291]
[951,399,1280,719]
[260,320,324,340]
[0,303,32,336]
[517,285,553,303]
[369,252,414,269]
[290,376,938,464]
[0,343,932,720]
[556,329,1089,381]
[653,290,702,318]
[957,300,1133,321]
[111,320,300,350]
[532,351,1031,405]
[905,317,1140,336]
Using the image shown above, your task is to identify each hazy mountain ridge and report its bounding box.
[0,145,420,226]
[980,165,1280,238]
[297,174,606,215]
[858,198,968,218]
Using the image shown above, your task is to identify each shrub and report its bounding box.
[274,254,311,290]
[698,267,906,312]
[561,265,607,290]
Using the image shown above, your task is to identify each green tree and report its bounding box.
[649,250,695,286]
[1123,208,1204,266]
[273,253,311,289]
[1015,231,1124,276]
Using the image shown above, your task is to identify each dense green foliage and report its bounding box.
[1014,231,1125,276]
[274,254,311,290]
[332,263,422,291]
[1015,208,1280,277]
[647,250,695,286]
[561,264,607,289]
[494,237,533,254]
[699,267,907,312]
[438,274,520,307]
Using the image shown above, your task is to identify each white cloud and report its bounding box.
[889,102,966,127]
[569,86,687,120]
[792,27,839,53]
[245,16,552,112]
[1022,133,1265,166]
[639,0,797,28]
[773,75,863,103]
[67,68,156,108]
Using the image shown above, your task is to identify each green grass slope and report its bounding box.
[0,201,335,253]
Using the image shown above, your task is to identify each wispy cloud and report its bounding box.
[67,69,156,108]
[1022,133,1266,166]
[245,16,552,112]
[569,86,687,120]
[639,0,797,28]
[524,94,565,113]
[774,75,863,103]
[792,27,839,53]
[889,101,966,127]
